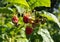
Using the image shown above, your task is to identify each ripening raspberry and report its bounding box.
[25,26,33,35]
[12,15,19,24]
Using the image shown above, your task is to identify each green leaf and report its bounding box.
[37,28,54,42]
[0,7,13,14]
[5,0,29,7]
[14,5,25,14]
[6,22,13,28]
[30,35,43,42]
[27,0,51,9]
[17,38,28,42]
[40,11,60,28]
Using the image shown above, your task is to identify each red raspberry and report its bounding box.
[23,15,29,23]
[23,13,31,23]
[12,15,18,24]
[25,26,33,35]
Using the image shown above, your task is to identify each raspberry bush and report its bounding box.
[0,0,60,42]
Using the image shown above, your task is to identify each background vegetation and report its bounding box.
[0,0,60,42]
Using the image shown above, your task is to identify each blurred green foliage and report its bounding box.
[0,0,60,42]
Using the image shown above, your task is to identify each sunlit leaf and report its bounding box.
[17,38,28,42]
[40,11,60,28]
[14,5,25,14]
[37,28,54,42]
[27,0,51,9]
[5,0,29,7]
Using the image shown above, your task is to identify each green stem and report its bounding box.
[11,36,14,42]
